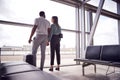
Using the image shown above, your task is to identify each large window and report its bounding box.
[0,0,118,65]
[0,24,76,66]
[0,0,76,66]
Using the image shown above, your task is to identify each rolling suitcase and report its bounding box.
[25,54,34,66]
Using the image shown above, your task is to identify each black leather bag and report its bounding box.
[25,54,34,65]
[59,33,63,38]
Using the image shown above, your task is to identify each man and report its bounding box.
[28,11,50,71]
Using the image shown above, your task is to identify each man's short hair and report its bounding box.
[39,11,45,17]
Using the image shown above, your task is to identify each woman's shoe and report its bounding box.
[49,68,53,71]
[55,67,60,71]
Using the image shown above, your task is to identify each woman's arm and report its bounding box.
[48,25,54,42]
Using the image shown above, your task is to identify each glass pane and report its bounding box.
[87,0,100,7]
[0,24,31,47]
[87,0,117,13]
[0,24,31,62]
[103,0,117,13]
[0,0,76,30]
[60,31,76,65]
[93,15,118,45]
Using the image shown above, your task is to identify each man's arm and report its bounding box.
[28,25,37,44]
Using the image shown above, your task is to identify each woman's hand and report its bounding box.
[46,41,49,46]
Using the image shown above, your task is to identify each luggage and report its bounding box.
[25,54,34,66]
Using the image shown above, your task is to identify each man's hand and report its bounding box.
[28,38,32,44]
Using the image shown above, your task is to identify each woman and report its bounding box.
[48,16,61,71]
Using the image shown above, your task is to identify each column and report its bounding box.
[87,10,93,45]
[81,0,86,58]
[117,2,120,44]
[76,6,81,64]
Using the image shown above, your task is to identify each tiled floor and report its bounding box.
[44,65,120,80]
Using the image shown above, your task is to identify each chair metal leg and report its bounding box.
[82,62,96,76]
[106,65,115,75]
[82,63,85,76]
[94,64,96,73]
[106,65,110,75]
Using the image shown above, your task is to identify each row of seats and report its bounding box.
[74,45,120,75]
[86,45,120,63]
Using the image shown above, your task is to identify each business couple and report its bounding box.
[28,11,61,71]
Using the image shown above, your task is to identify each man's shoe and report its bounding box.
[40,68,43,71]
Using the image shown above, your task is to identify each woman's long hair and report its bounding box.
[52,16,60,27]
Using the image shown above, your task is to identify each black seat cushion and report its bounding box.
[86,46,101,60]
[0,62,28,68]
[0,64,39,76]
[2,71,60,80]
[101,45,120,62]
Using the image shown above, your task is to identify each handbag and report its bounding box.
[59,33,63,38]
